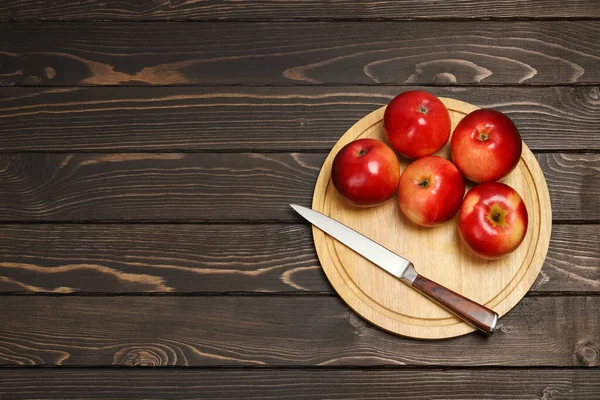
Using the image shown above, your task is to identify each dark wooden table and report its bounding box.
[1,1,599,399]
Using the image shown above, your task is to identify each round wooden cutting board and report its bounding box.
[312,98,551,339]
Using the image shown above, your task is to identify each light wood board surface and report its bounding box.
[312,97,552,339]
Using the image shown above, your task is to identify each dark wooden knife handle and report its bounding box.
[412,274,498,335]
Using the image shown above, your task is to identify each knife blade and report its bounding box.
[291,204,498,335]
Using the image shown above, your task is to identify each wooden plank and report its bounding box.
[1,86,599,152]
[2,0,599,21]
[0,153,598,222]
[537,153,600,222]
[540,225,600,293]
[0,152,318,222]
[0,22,598,86]
[0,224,597,294]
[0,224,328,293]
[1,369,599,400]
[0,296,598,366]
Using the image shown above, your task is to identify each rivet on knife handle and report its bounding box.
[406,269,499,335]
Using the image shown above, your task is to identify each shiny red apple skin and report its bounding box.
[331,138,401,206]
[384,91,451,159]
[451,109,522,183]
[459,182,528,259]
[398,156,465,227]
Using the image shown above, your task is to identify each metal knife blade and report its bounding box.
[290,204,417,283]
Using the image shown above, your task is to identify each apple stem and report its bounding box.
[358,149,368,156]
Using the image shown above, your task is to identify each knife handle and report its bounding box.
[411,274,499,335]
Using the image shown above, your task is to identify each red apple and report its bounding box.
[451,109,522,183]
[398,156,464,227]
[384,91,451,159]
[459,182,528,259]
[331,138,401,206]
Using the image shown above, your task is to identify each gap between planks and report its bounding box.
[2,83,600,88]
[0,365,597,370]
[0,292,597,297]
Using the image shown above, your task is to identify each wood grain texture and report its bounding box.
[2,1,600,21]
[538,153,600,222]
[0,224,327,293]
[539,225,600,293]
[1,22,599,86]
[0,153,597,221]
[0,224,597,294]
[1,86,599,152]
[1,369,599,400]
[311,99,551,338]
[0,296,598,366]
[0,152,318,222]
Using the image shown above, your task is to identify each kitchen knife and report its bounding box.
[291,204,498,335]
